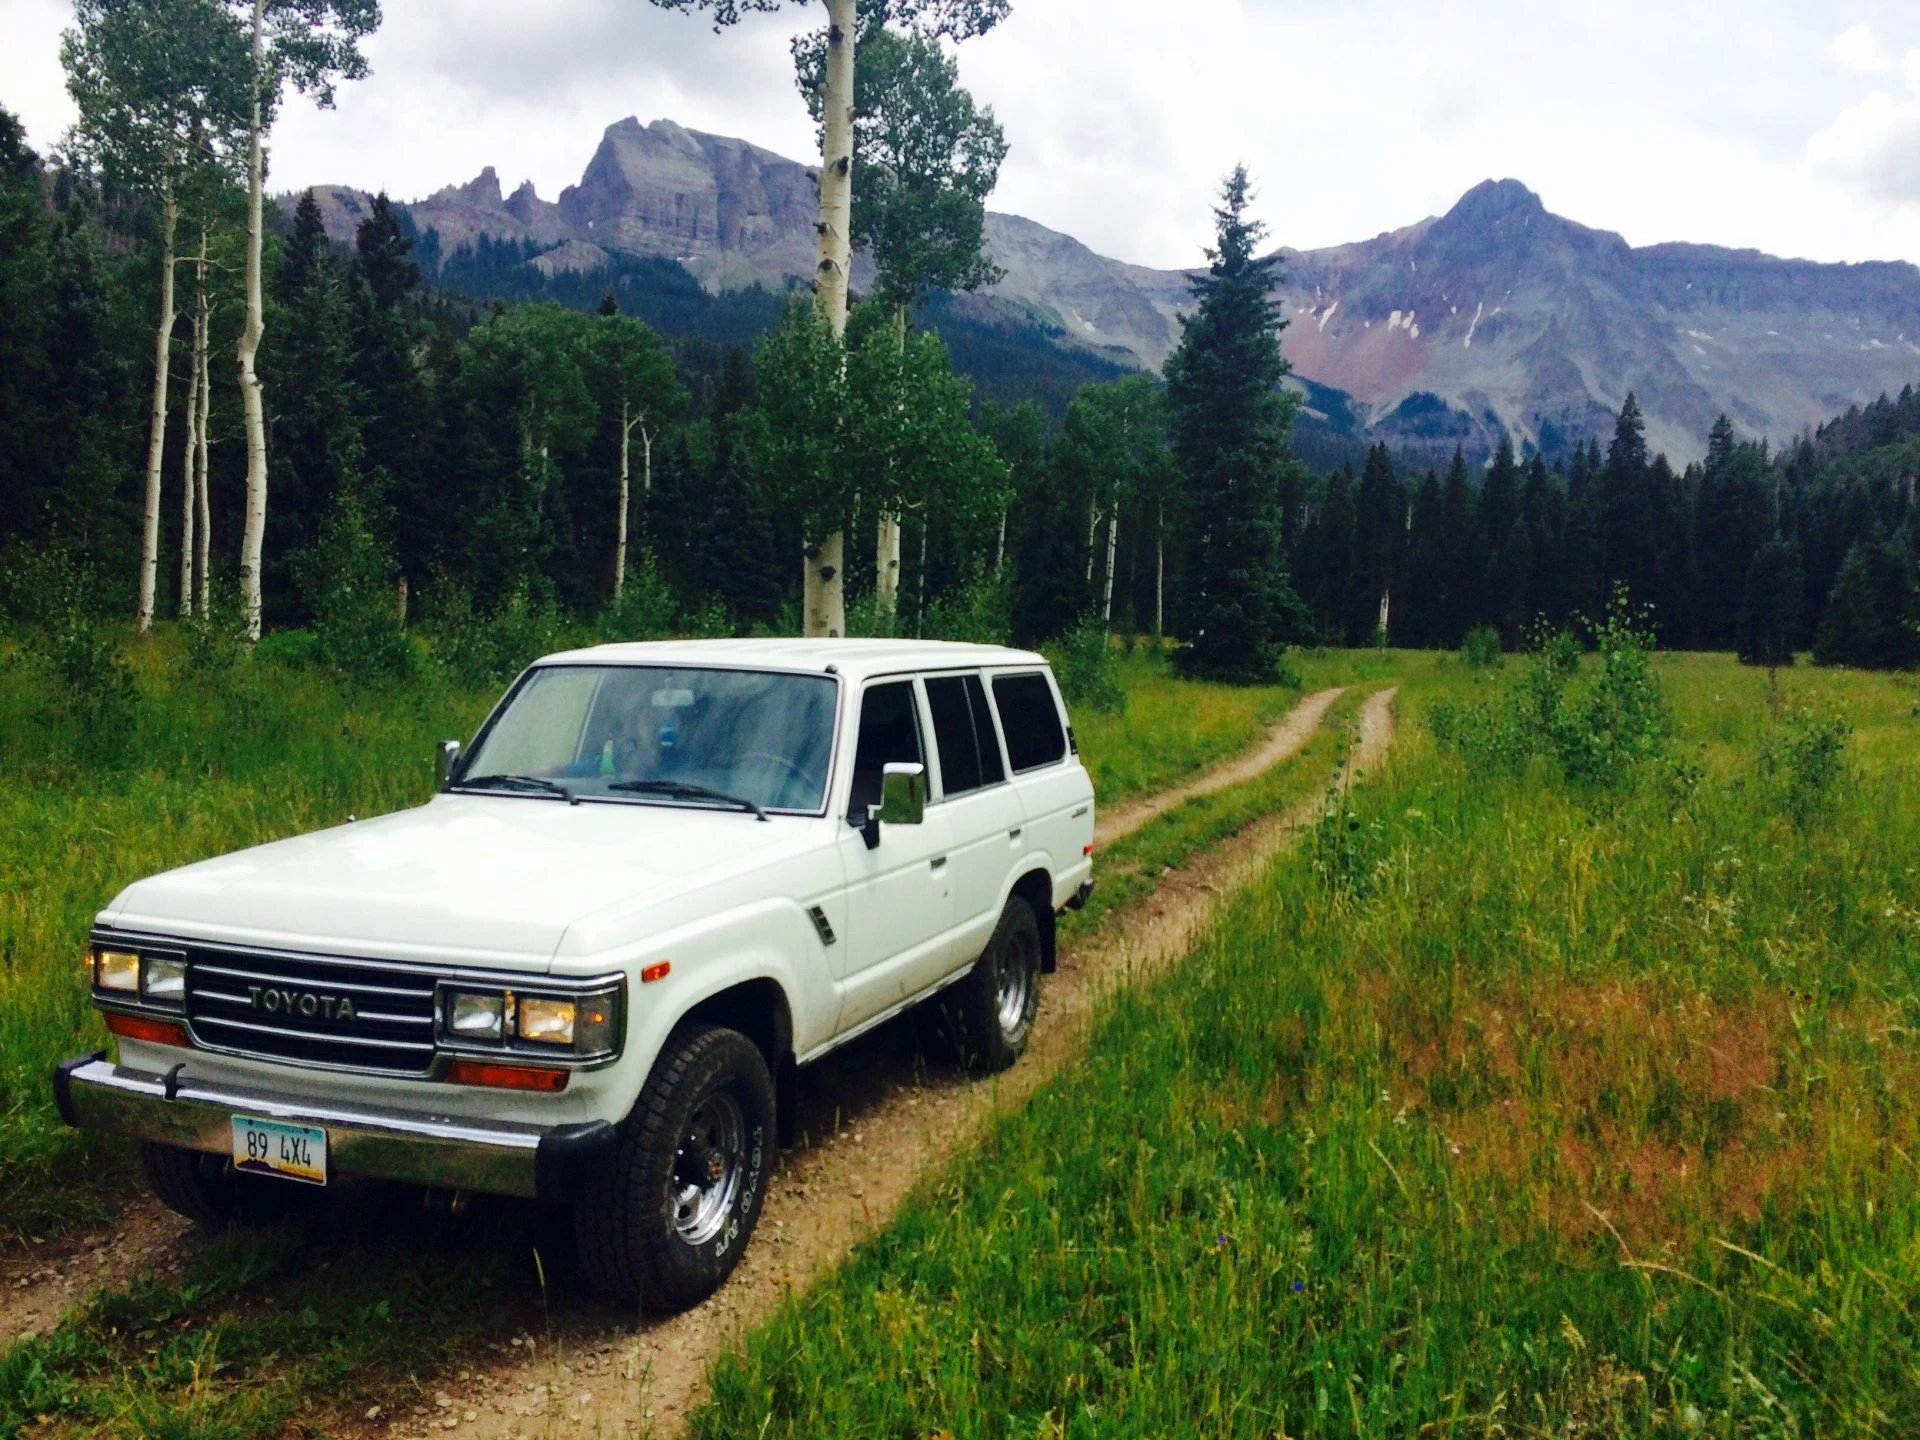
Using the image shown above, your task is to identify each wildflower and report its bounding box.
[1291,1280,1305,1292]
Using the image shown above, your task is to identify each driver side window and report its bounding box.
[849,680,923,819]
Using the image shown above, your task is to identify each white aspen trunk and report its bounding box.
[802,0,857,638]
[876,514,901,622]
[1155,511,1165,638]
[1101,509,1118,626]
[641,423,653,494]
[916,520,929,636]
[994,509,1007,572]
[874,304,907,623]
[614,400,631,599]
[178,283,199,619]
[803,532,846,639]
[194,276,212,618]
[1085,501,1097,584]
[137,187,179,635]
[236,0,269,642]
[1378,587,1391,642]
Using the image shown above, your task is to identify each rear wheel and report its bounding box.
[934,895,1042,1072]
[140,1141,301,1227]
[573,1026,775,1313]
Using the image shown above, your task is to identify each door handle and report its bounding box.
[1009,827,1023,841]
[930,856,948,870]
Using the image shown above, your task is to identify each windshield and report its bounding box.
[457,666,838,814]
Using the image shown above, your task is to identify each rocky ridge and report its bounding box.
[295,118,1920,463]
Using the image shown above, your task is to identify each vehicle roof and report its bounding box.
[532,637,1050,684]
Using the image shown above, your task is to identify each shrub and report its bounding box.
[923,569,1012,647]
[292,489,414,683]
[594,554,677,643]
[423,580,575,691]
[180,582,249,679]
[1761,705,1852,827]
[1045,614,1126,715]
[1460,624,1504,670]
[1430,592,1670,790]
[0,545,140,761]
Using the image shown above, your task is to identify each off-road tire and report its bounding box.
[934,895,1042,1072]
[574,1025,775,1313]
[140,1141,300,1227]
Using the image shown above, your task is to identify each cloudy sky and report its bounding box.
[5,0,1920,271]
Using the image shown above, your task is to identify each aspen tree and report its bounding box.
[223,0,378,639]
[649,0,1008,635]
[61,0,248,633]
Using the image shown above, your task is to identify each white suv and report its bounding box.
[56,640,1095,1310]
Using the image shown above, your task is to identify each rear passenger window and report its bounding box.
[925,674,1004,796]
[992,673,1067,773]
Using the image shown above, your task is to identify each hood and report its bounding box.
[101,794,818,971]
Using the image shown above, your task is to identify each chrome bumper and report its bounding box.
[53,1053,614,1200]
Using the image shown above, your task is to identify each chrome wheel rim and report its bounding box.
[672,1090,745,1245]
[995,935,1036,1037]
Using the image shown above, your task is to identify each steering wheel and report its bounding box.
[736,750,816,802]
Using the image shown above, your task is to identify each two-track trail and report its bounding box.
[0,685,1397,1440]
[414,685,1394,1440]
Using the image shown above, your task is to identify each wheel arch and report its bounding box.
[1010,867,1058,973]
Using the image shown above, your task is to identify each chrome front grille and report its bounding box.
[183,945,439,1075]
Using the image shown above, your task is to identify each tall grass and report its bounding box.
[692,655,1920,1438]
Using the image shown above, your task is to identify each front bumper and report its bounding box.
[54,1052,614,1200]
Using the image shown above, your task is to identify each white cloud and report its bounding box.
[1808,90,1920,203]
[1833,22,1895,74]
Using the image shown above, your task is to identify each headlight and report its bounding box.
[95,950,141,993]
[448,992,506,1041]
[439,982,621,1060]
[517,996,576,1047]
[142,957,186,1002]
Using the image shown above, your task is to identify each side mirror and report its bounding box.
[435,739,463,792]
[876,761,927,827]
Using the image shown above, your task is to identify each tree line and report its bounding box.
[1,0,1914,678]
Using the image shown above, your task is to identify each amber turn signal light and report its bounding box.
[640,961,671,984]
[104,1013,190,1047]
[446,1059,569,1093]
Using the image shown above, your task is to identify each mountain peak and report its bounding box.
[1446,178,1545,225]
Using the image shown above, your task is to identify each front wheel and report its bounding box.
[573,1026,775,1313]
[935,895,1042,1072]
[140,1141,302,1228]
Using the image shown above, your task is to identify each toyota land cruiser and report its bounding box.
[54,639,1095,1311]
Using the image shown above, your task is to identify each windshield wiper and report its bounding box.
[456,773,576,803]
[607,778,769,822]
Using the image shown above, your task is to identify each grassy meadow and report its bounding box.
[0,629,1352,1240]
[692,653,1920,1438]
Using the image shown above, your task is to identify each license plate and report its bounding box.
[231,1116,327,1186]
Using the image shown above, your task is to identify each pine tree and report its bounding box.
[1692,416,1773,648]
[1164,167,1310,681]
[1813,539,1919,670]
[1349,442,1403,645]
[264,191,366,624]
[1436,446,1474,646]
[1736,539,1803,668]
[1476,435,1528,644]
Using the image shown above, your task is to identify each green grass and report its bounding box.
[689,654,1920,1438]
[0,629,1353,1240]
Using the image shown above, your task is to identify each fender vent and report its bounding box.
[807,905,837,947]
